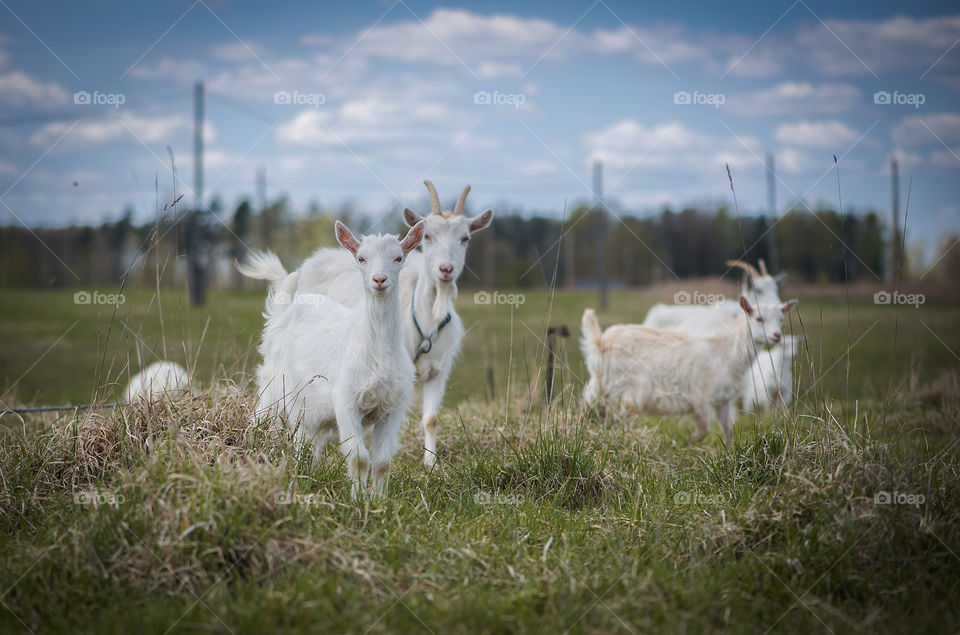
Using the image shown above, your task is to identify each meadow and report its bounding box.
[1,284,958,633]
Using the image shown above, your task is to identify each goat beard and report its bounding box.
[432,281,457,322]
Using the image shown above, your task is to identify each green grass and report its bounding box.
[1,286,958,633]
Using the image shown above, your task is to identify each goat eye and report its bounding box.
[357,256,366,264]
[394,256,402,263]
[756,317,764,323]
[461,236,469,244]
[424,234,432,241]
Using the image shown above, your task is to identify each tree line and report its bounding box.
[1,197,954,289]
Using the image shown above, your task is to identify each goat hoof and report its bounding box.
[423,451,437,468]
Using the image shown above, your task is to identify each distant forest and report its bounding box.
[1,197,956,289]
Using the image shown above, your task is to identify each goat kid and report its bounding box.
[255,221,424,497]
[582,295,797,443]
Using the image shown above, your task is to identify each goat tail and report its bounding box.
[236,251,288,285]
[580,309,602,360]
[264,271,301,319]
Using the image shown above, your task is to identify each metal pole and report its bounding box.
[888,159,900,282]
[593,160,608,310]
[194,82,203,208]
[766,152,779,271]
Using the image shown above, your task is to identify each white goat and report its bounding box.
[642,259,784,331]
[742,335,802,413]
[124,361,190,402]
[255,220,424,496]
[642,259,797,411]
[582,295,797,443]
[240,181,493,468]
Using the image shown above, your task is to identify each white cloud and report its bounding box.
[726,82,861,116]
[891,113,960,147]
[0,70,70,109]
[583,119,761,173]
[775,120,859,148]
[30,114,185,148]
[277,94,460,148]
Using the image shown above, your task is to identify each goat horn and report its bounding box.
[424,180,442,216]
[725,259,760,279]
[758,259,768,276]
[453,185,471,216]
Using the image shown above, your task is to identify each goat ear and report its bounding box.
[739,294,754,315]
[780,299,798,314]
[402,208,423,228]
[335,221,360,255]
[468,209,493,233]
[400,221,424,255]
[775,272,787,284]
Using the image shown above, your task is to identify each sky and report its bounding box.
[0,0,958,262]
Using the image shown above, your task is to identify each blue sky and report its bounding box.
[1,0,958,262]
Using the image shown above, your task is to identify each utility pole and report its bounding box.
[256,166,267,212]
[187,81,208,307]
[593,160,608,310]
[888,158,900,282]
[194,81,203,208]
[766,152,779,271]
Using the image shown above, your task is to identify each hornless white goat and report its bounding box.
[255,220,424,496]
[124,361,190,402]
[742,335,802,413]
[239,181,493,468]
[582,295,797,443]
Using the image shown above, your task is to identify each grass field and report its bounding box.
[1,284,959,633]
